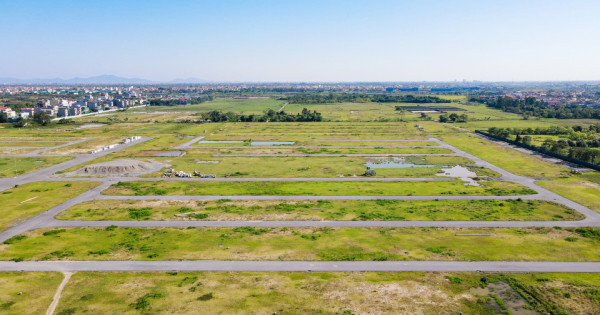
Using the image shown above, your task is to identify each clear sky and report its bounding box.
[1,0,599,82]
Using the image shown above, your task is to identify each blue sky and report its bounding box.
[1,0,599,82]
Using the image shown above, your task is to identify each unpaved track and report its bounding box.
[45,272,72,315]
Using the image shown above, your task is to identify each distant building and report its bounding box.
[0,107,16,118]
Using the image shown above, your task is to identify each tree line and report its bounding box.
[199,108,323,122]
[470,96,600,119]
[487,127,600,165]
[148,97,210,106]
[285,93,451,104]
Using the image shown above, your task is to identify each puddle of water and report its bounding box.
[154,151,186,157]
[198,140,243,144]
[437,165,480,186]
[196,160,220,164]
[251,141,295,146]
[364,157,434,169]
[34,160,44,163]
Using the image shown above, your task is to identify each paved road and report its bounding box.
[173,136,204,149]
[0,137,152,192]
[83,177,456,182]
[1,260,599,272]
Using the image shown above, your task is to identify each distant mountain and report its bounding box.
[169,77,209,84]
[0,75,158,84]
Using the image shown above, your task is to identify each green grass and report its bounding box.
[440,133,570,178]
[3,227,599,262]
[57,199,581,221]
[0,157,72,177]
[53,271,492,314]
[0,181,101,232]
[538,177,600,213]
[0,272,64,315]
[138,155,474,178]
[103,180,537,196]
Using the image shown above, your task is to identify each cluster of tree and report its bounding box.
[0,113,8,123]
[470,96,600,119]
[439,113,468,123]
[488,125,600,136]
[148,97,210,106]
[199,108,322,122]
[285,93,451,104]
[486,127,600,165]
[10,112,54,128]
[540,139,600,164]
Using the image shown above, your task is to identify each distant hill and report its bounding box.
[169,77,209,84]
[0,75,209,84]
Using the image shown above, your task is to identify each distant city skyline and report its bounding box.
[1,0,600,82]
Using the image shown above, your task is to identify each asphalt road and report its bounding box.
[1,135,599,273]
[0,260,599,272]
[0,137,152,191]
[211,154,457,157]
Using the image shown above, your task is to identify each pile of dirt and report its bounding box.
[66,159,165,177]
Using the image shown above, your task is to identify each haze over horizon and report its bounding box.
[1,0,599,82]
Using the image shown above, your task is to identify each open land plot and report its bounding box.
[538,176,600,213]
[134,98,285,114]
[57,199,582,221]
[0,141,66,148]
[0,272,64,315]
[138,155,479,178]
[103,180,536,196]
[284,102,411,121]
[51,271,600,315]
[0,148,39,155]
[0,181,101,232]
[2,227,599,262]
[192,140,438,147]
[440,133,571,179]
[41,136,125,155]
[0,156,72,178]
[184,146,455,155]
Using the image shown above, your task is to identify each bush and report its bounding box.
[3,235,27,244]
[197,293,214,301]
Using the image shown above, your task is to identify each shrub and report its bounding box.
[197,293,214,301]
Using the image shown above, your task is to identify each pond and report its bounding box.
[364,157,435,169]
[198,140,243,144]
[153,151,186,157]
[437,165,480,186]
[251,141,296,146]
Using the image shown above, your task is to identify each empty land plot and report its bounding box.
[185,146,455,155]
[57,199,582,221]
[103,180,537,196]
[0,141,65,148]
[440,134,570,178]
[191,140,438,147]
[538,177,600,213]
[0,272,64,315]
[41,137,123,155]
[2,227,600,262]
[141,155,475,178]
[0,157,72,178]
[0,181,101,232]
[52,271,600,315]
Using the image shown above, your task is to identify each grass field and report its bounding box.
[49,271,600,315]
[440,133,570,178]
[138,155,476,178]
[103,180,537,196]
[0,181,101,232]
[2,226,599,262]
[0,272,63,315]
[538,177,600,213]
[0,156,72,177]
[57,199,581,221]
